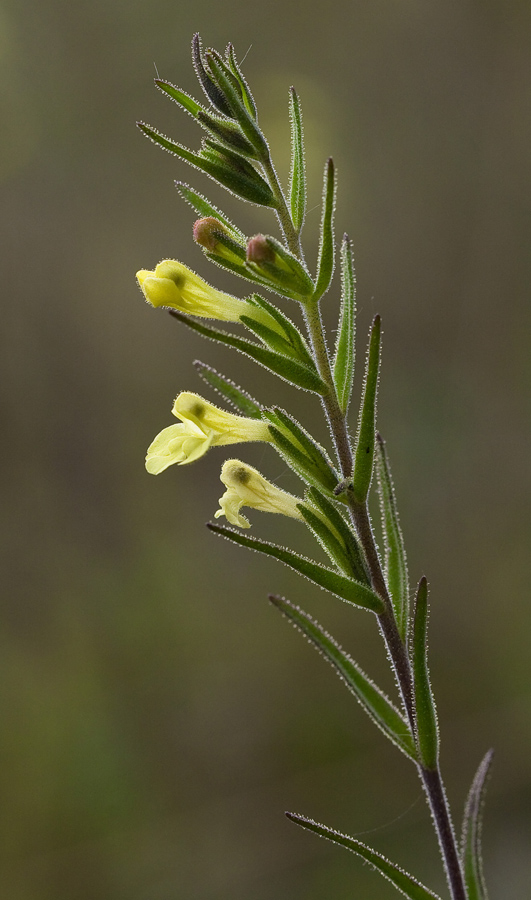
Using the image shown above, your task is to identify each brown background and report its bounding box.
[1,0,530,897]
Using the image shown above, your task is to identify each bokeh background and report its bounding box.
[1,0,530,897]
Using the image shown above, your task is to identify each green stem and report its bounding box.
[261,156,303,259]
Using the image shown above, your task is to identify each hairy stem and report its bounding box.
[302,286,467,900]
[422,767,467,900]
[261,156,303,259]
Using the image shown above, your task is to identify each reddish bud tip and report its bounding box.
[246,234,275,263]
[193,217,228,251]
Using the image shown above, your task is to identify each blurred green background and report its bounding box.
[1,0,530,897]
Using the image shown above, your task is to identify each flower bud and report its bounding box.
[193,217,229,252]
[245,235,314,299]
[215,459,304,528]
[246,235,275,264]
[193,218,247,267]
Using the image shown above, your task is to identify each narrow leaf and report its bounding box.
[226,43,257,120]
[197,110,258,157]
[306,486,369,584]
[193,361,263,418]
[286,814,442,900]
[239,315,302,359]
[264,408,339,493]
[270,595,416,757]
[175,182,245,239]
[376,433,410,642]
[412,577,439,770]
[154,80,203,117]
[246,295,314,365]
[208,525,384,612]
[205,51,269,160]
[192,33,233,117]
[333,234,356,412]
[313,157,336,301]
[298,502,354,574]
[288,87,307,232]
[352,315,381,503]
[168,310,328,394]
[267,425,336,495]
[137,122,275,206]
[461,749,494,900]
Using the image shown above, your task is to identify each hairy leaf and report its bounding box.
[288,87,307,232]
[137,122,275,206]
[286,814,442,900]
[352,315,381,503]
[192,33,233,117]
[205,51,269,160]
[168,310,327,393]
[306,486,369,583]
[412,577,439,769]
[376,433,410,642]
[175,182,246,239]
[226,42,258,120]
[264,407,339,493]
[208,525,384,612]
[154,79,204,117]
[270,595,416,757]
[461,749,494,900]
[333,234,356,412]
[313,157,336,301]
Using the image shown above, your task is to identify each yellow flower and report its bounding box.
[214,459,304,529]
[145,393,271,474]
[136,260,252,321]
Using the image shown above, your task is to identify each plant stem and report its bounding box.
[302,291,467,900]
[261,156,303,259]
[422,767,467,900]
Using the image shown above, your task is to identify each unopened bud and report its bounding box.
[245,234,315,300]
[246,234,275,264]
[193,217,230,252]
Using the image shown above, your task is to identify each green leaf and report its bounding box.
[248,234,315,299]
[175,182,246,240]
[137,122,275,206]
[207,524,384,612]
[375,433,410,642]
[412,577,439,770]
[288,87,307,232]
[461,750,494,900]
[264,407,339,493]
[226,42,258,120]
[193,361,263,418]
[154,79,204,117]
[297,502,354,574]
[168,310,328,394]
[270,595,416,757]
[239,315,301,359]
[204,51,269,161]
[244,294,314,365]
[333,234,356,413]
[197,110,259,157]
[305,486,369,583]
[352,315,381,503]
[192,33,233,117]
[285,814,442,900]
[313,157,336,301]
